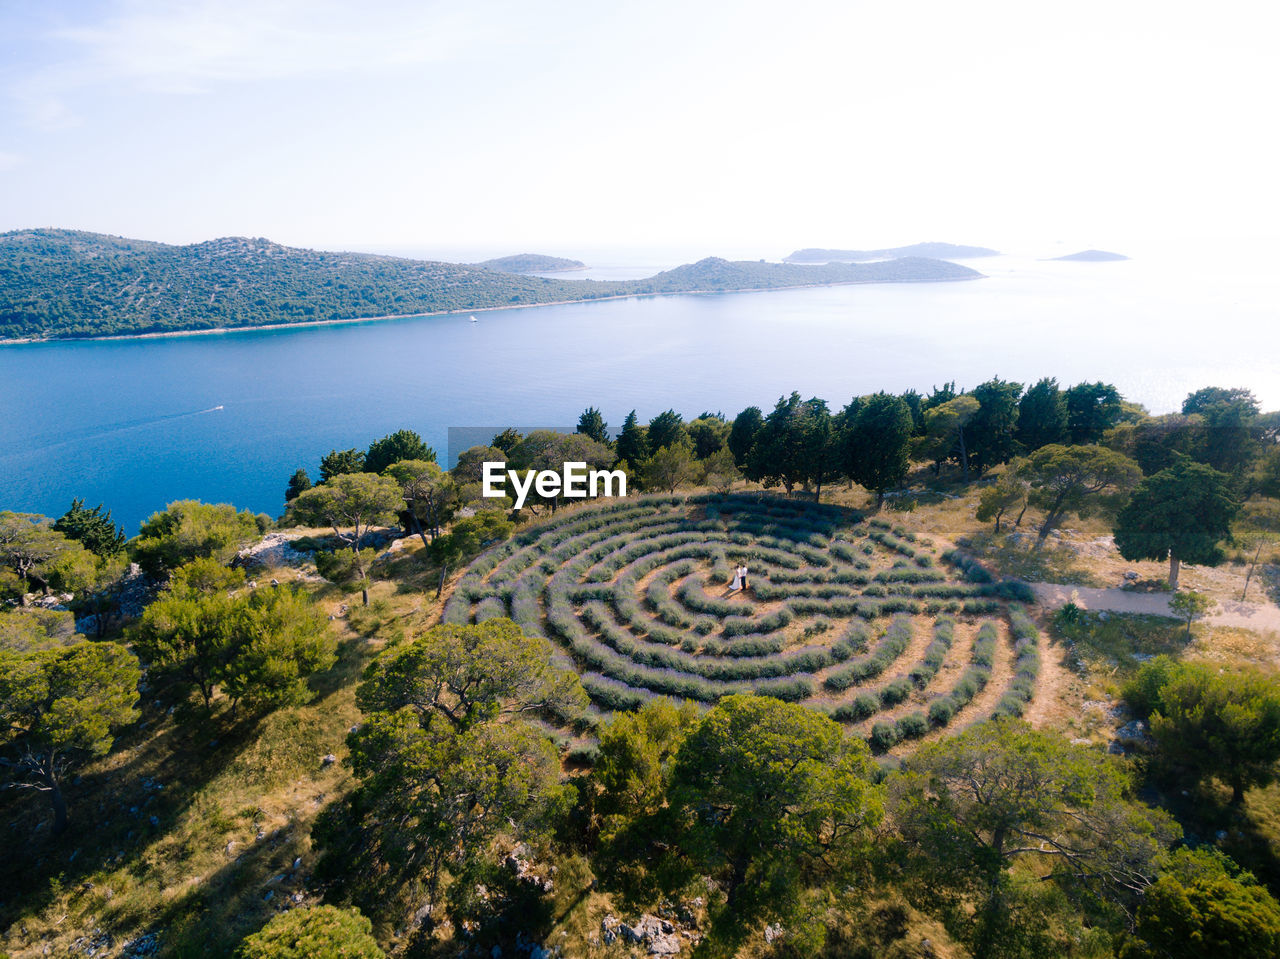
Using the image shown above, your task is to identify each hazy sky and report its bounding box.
[2,0,1277,256]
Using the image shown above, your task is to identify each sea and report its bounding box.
[2,243,1277,532]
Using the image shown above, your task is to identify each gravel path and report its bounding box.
[1031,583,1280,634]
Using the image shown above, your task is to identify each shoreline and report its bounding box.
[0,274,982,346]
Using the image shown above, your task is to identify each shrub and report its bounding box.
[869,720,900,752]
[896,712,929,740]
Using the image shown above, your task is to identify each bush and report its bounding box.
[869,720,900,752]
[896,712,929,740]
[237,905,383,959]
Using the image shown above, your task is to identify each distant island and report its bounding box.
[0,230,982,342]
[477,253,587,273]
[1051,249,1129,262]
[784,242,1000,264]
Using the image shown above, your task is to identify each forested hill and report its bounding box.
[0,230,981,341]
[785,242,1000,263]
[477,253,587,273]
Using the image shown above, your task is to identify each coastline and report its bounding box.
[0,273,982,346]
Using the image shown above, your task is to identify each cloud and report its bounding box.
[0,151,23,172]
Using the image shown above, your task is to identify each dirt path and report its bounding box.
[1030,583,1280,634]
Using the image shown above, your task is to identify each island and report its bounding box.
[476,253,587,273]
[0,229,982,341]
[1051,249,1130,262]
[784,242,1000,263]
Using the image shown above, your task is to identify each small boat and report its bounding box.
[212,405,224,411]
[469,315,478,323]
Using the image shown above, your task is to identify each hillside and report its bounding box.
[477,253,587,273]
[784,242,1000,263]
[0,230,981,341]
[1052,249,1129,261]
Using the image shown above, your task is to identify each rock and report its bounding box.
[625,914,681,955]
[1124,571,1140,582]
[1114,719,1153,746]
[601,916,620,945]
[764,923,785,943]
[321,753,337,766]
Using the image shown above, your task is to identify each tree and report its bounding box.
[0,639,141,834]
[643,443,698,493]
[132,560,334,712]
[1114,458,1240,587]
[795,397,840,501]
[699,446,741,492]
[1020,444,1141,545]
[976,464,1030,532]
[1169,590,1215,639]
[1182,386,1260,475]
[384,459,455,546]
[747,392,810,494]
[843,392,913,504]
[575,406,610,445]
[1065,382,1123,444]
[52,499,125,556]
[647,409,687,452]
[318,619,584,925]
[966,377,1023,474]
[687,413,729,459]
[667,695,883,915]
[289,473,405,604]
[491,427,523,453]
[428,512,514,597]
[914,395,980,479]
[508,430,614,512]
[319,448,365,481]
[237,904,384,959]
[1120,849,1280,959]
[594,698,699,830]
[1183,386,1260,418]
[131,500,263,577]
[615,410,649,468]
[364,429,434,475]
[1016,377,1067,451]
[893,718,1179,959]
[0,512,96,600]
[284,468,312,502]
[1105,414,1200,476]
[1129,660,1280,804]
[727,406,764,467]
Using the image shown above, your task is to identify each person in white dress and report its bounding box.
[730,565,743,591]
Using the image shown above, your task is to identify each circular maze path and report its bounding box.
[442,493,1042,753]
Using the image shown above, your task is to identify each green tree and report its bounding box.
[1105,414,1200,476]
[575,406,610,445]
[699,446,741,492]
[747,392,811,494]
[612,411,647,469]
[594,698,699,830]
[132,560,333,712]
[384,459,455,546]
[319,448,366,481]
[1016,377,1067,451]
[491,427,523,453]
[0,512,96,599]
[795,397,840,501]
[131,500,263,577]
[914,394,981,479]
[687,413,729,459]
[364,429,434,475]
[1065,382,1123,444]
[1019,444,1141,545]
[667,695,883,916]
[727,406,765,467]
[0,639,141,834]
[428,511,514,598]
[893,718,1178,959]
[284,468,312,502]
[643,443,698,493]
[1132,660,1280,804]
[237,904,384,959]
[1169,590,1215,639]
[967,377,1023,473]
[289,473,405,604]
[1120,849,1280,959]
[52,499,125,556]
[647,409,687,452]
[508,430,614,512]
[976,464,1030,532]
[319,619,584,925]
[451,444,508,509]
[1114,458,1240,587]
[843,392,914,504]
[1182,386,1260,476]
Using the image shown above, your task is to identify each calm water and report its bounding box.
[2,250,1277,532]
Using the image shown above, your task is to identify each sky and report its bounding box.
[2,0,1278,258]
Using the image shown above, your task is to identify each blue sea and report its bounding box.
[2,246,1277,532]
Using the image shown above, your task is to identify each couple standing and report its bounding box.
[730,563,750,592]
